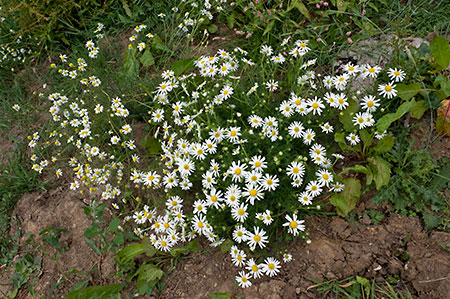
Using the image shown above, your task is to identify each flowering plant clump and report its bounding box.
[24,16,412,288]
[0,5,37,73]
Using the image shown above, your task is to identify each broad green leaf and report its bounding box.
[339,98,359,131]
[208,24,218,33]
[140,48,154,67]
[368,157,390,190]
[292,0,310,20]
[376,99,421,132]
[430,36,450,69]
[141,237,157,257]
[113,232,124,246]
[107,218,120,232]
[423,213,441,231]
[117,243,144,264]
[359,129,373,149]
[329,178,361,217]
[210,292,231,299]
[66,284,121,299]
[226,15,235,29]
[170,239,199,257]
[148,137,162,154]
[151,35,171,52]
[396,83,421,101]
[120,46,139,78]
[85,237,101,255]
[372,135,395,155]
[342,165,373,185]
[334,132,352,151]
[171,57,196,77]
[263,20,275,36]
[220,239,233,254]
[434,75,450,97]
[120,0,132,17]
[137,264,164,295]
[409,100,428,119]
[84,224,99,238]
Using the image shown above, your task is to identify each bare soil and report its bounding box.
[1,186,449,298]
[162,216,450,299]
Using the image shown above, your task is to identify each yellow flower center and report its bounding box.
[290,221,298,228]
[293,167,299,174]
[367,101,374,107]
[268,263,275,270]
[251,176,258,181]
[238,209,245,216]
[242,276,248,282]
[267,179,273,185]
[198,221,204,228]
[250,189,257,197]
[161,241,167,247]
[211,196,217,202]
[184,164,189,170]
[385,85,392,92]
[255,161,261,167]
[235,168,241,175]
[295,99,301,105]
[230,131,237,137]
[312,103,319,109]
[394,71,400,76]
[323,174,329,180]
[254,235,261,242]
[312,186,317,191]
[339,98,344,104]
[252,265,258,272]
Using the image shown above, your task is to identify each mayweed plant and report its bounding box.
[0,5,37,72]
[25,19,408,288]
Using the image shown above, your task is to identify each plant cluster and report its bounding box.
[21,10,436,288]
[2,0,450,295]
[373,131,450,230]
[0,5,38,73]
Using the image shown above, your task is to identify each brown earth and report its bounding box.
[1,186,449,298]
[161,216,450,299]
[0,187,117,299]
